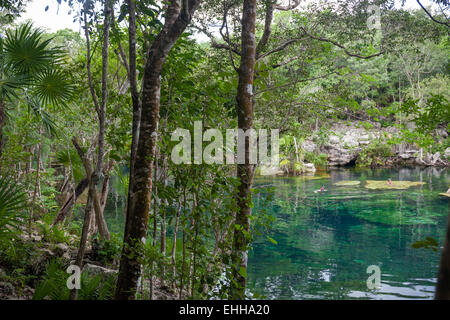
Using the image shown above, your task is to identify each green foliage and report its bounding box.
[357,139,394,167]
[38,222,71,245]
[33,259,116,300]
[400,94,450,134]
[0,176,27,241]
[0,22,74,137]
[0,238,33,271]
[304,152,328,167]
[0,2,449,301]
[2,22,62,75]
[92,233,122,266]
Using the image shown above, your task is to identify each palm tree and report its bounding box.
[0,22,73,160]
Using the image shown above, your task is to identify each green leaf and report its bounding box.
[267,236,278,245]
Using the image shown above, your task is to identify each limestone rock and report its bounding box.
[303,163,316,172]
[259,165,284,176]
[323,145,359,166]
[0,282,15,297]
[328,135,340,145]
[444,148,450,159]
[83,263,118,277]
[54,243,69,257]
[301,140,316,153]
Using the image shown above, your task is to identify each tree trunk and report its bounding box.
[115,0,202,300]
[435,202,450,299]
[72,138,110,240]
[69,170,95,300]
[53,177,89,225]
[230,0,257,300]
[124,0,141,222]
[0,99,5,163]
[171,198,182,287]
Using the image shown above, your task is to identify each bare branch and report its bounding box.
[256,2,275,54]
[299,26,384,59]
[257,37,306,60]
[417,0,450,27]
[192,24,241,55]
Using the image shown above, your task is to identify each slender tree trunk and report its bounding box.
[73,0,113,249]
[115,0,202,300]
[53,178,89,225]
[179,188,187,299]
[230,0,257,300]
[31,127,43,223]
[171,198,182,287]
[125,0,141,221]
[69,180,94,300]
[180,229,186,299]
[435,202,450,299]
[73,139,110,240]
[0,99,5,163]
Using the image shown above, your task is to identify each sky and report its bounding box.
[19,0,81,33]
[17,0,440,34]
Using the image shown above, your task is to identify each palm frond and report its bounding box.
[0,74,27,101]
[0,176,27,240]
[26,95,58,136]
[32,68,74,107]
[3,22,64,75]
[55,148,85,181]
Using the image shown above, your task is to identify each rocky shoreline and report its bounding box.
[302,122,447,173]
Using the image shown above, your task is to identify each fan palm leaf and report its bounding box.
[26,95,58,136]
[0,22,74,136]
[32,68,73,107]
[0,74,27,101]
[0,176,27,240]
[2,22,64,75]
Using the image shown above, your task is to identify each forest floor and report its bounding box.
[0,221,179,300]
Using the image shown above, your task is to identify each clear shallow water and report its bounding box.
[248,167,450,300]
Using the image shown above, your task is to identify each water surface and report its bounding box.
[249,167,450,299]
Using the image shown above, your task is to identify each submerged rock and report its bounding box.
[365,180,426,190]
[334,180,361,186]
[301,173,330,180]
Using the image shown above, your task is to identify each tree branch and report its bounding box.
[299,26,384,59]
[417,0,450,27]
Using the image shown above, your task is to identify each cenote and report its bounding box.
[103,166,449,300]
[248,167,450,300]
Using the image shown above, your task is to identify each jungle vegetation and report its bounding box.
[0,0,449,300]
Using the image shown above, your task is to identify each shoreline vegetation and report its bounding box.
[0,0,449,300]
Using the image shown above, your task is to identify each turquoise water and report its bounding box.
[248,167,450,300]
[103,167,450,299]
